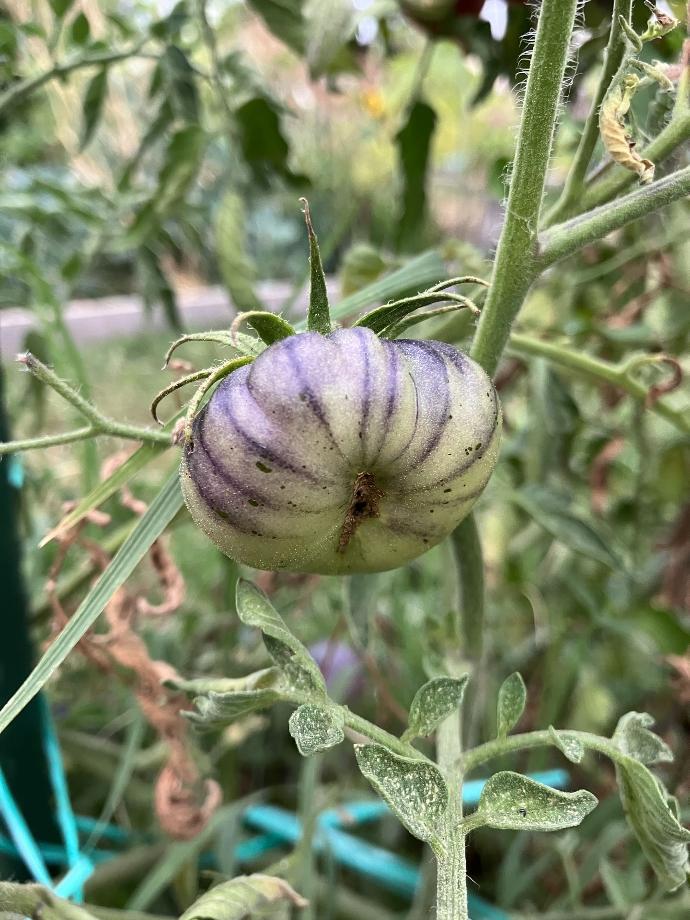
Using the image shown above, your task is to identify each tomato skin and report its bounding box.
[181,328,501,575]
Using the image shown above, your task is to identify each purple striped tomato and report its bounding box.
[180,327,500,575]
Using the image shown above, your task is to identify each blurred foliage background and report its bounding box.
[0,1,689,918]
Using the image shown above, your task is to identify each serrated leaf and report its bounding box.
[548,726,585,764]
[354,744,448,844]
[81,67,108,149]
[179,873,307,920]
[289,703,344,756]
[613,754,690,890]
[215,191,262,312]
[613,712,674,766]
[510,485,624,570]
[246,0,305,54]
[476,772,597,832]
[396,100,436,251]
[497,672,526,738]
[402,675,469,742]
[235,580,326,698]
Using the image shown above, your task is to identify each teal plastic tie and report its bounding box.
[41,697,89,901]
[0,765,52,885]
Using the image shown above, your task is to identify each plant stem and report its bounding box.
[450,515,485,660]
[0,354,171,455]
[470,0,579,376]
[545,0,632,225]
[341,709,429,762]
[540,165,690,267]
[435,703,467,919]
[0,45,148,116]
[296,754,321,920]
[462,728,616,775]
[507,333,690,436]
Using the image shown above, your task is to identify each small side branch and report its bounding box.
[539,165,690,268]
[0,354,171,456]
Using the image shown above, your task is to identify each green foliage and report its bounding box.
[474,772,598,833]
[235,580,327,697]
[178,874,307,920]
[289,703,345,755]
[402,675,469,742]
[396,100,436,251]
[496,672,526,739]
[355,744,448,845]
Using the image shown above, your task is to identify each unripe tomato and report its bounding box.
[181,328,501,575]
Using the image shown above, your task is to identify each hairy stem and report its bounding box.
[0,355,171,455]
[435,705,467,920]
[546,0,633,224]
[450,515,485,660]
[540,165,690,266]
[462,728,618,774]
[470,0,579,376]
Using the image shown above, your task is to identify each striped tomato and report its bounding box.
[180,327,501,575]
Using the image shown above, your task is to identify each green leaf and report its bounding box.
[289,703,345,756]
[612,712,674,766]
[246,0,305,54]
[302,200,331,334]
[476,772,598,832]
[80,67,108,149]
[497,672,526,738]
[69,11,90,44]
[127,126,205,244]
[235,97,305,187]
[396,100,436,251]
[305,0,356,78]
[548,726,585,764]
[614,754,690,890]
[235,580,327,698]
[328,249,446,326]
[172,669,284,727]
[139,246,183,330]
[215,190,262,313]
[0,473,183,737]
[340,243,390,296]
[354,744,448,844]
[240,311,295,345]
[150,1,188,40]
[402,675,469,742]
[49,0,75,18]
[510,485,625,570]
[179,874,307,920]
[160,45,199,122]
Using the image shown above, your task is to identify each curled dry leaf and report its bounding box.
[45,450,219,840]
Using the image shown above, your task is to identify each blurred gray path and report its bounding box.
[0,280,313,358]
